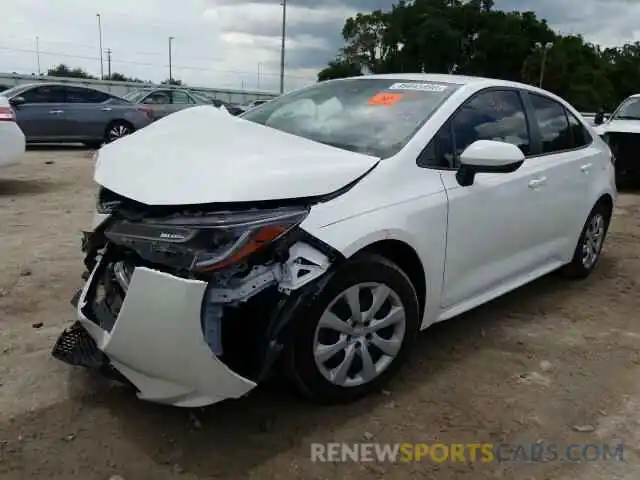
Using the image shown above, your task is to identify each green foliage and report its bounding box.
[161,78,183,85]
[47,64,96,79]
[318,0,640,111]
[105,72,146,83]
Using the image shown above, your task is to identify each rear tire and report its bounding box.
[104,121,134,144]
[562,202,611,279]
[283,253,420,404]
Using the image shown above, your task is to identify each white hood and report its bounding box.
[94,106,379,206]
[593,119,640,135]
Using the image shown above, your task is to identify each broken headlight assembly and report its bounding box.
[96,187,124,215]
[103,207,309,273]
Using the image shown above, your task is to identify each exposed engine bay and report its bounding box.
[68,187,344,385]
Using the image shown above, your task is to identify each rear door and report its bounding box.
[522,92,597,257]
[59,86,114,141]
[13,85,66,140]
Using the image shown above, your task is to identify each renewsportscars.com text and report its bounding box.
[310,442,625,463]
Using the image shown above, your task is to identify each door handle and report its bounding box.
[580,163,592,172]
[48,109,63,114]
[528,176,547,189]
[101,107,112,111]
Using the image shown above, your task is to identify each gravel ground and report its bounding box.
[0,148,639,480]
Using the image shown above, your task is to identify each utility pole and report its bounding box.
[106,48,112,78]
[168,36,175,84]
[535,41,553,88]
[257,62,262,89]
[96,13,104,79]
[35,36,41,75]
[279,0,287,94]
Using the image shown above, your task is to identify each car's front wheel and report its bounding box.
[283,253,420,403]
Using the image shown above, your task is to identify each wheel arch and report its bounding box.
[595,193,614,220]
[352,239,427,319]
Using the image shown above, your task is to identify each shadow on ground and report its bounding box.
[0,255,621,479]
[0,178,60,196]
[26,144,93,151]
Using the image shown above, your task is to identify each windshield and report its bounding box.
[612,97,640,120]
[241,78,459,158]
[123,90,151,103]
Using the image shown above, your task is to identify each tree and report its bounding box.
[318,59,362,81]
[319,0,640,111]
[161,78,183,85]
[105,72,145,83]
[47,64,96,79]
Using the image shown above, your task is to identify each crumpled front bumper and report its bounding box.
[53,256,257,407]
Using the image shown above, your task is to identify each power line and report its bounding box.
[0,45,316,81]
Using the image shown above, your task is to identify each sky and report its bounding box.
[0,0,638,93]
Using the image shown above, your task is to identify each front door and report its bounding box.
[438,89,555,309]
[13,85,66,141]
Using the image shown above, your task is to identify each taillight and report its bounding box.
[0,105,15,121]
[137,107,153,120]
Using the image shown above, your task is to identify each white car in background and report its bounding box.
[52,74,615,408]
[0,94,25,167]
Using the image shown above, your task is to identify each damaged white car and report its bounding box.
[52,74,616,408]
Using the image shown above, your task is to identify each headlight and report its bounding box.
[104,207,309,272]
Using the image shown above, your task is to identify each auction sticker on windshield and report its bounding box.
[368,92,404,106]
[388,82,449,92]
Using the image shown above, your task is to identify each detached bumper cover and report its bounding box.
[55,258,256,407]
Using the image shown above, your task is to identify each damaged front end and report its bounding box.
[53,191,342,407]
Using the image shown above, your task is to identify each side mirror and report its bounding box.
[594,113,604,125]
[456,140,525,187]
[9,96,25,107]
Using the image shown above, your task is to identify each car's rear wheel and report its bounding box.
[283,253,420,403]
[104,121,133,143]
[563,202,611,279]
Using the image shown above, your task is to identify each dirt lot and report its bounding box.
[0,148,639,479]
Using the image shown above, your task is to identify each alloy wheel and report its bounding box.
[581,212,605,269]
[312,282,407,388]
[107,124,131,142]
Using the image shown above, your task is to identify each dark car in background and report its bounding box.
[593,94,640,185]
[0,83,154,147]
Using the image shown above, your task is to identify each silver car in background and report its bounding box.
[123,88,217,121]
[1,83,154,148]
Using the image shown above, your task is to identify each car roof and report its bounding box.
[359,73,550,89]
[15,82,107,91]
[330,73,575,107]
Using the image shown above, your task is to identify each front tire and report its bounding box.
[283,253,420,403]
[563,203,611,279]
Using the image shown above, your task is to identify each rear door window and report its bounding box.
[528,93,573,154]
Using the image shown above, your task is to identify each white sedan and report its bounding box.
[0,94,25,167]
[52,74,616,407]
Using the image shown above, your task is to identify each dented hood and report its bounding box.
[94,106,380,206]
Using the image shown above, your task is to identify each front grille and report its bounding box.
[52,321,107,369]
[607,133,640,174]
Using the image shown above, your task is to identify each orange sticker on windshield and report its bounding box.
[368,92,403,106]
